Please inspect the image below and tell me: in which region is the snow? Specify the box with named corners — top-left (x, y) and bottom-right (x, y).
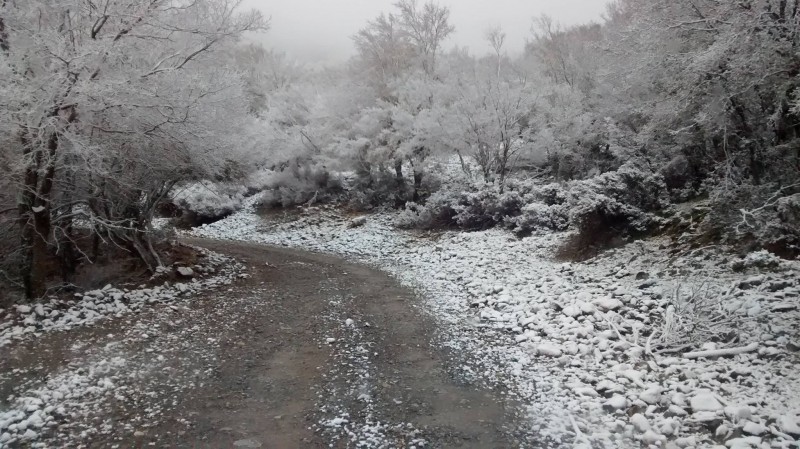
top-left (185, 197), bottom-right (800, 448)
top-left (690, 391), bottom-right (724, 412)
top-left (0, 246), bottom-right (245, 347)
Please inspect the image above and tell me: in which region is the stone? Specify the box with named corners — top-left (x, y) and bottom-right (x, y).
top-left (233, 439), bottom-right (263, 448)
top-left (777, 415), bottom-right (800, 437)
top-left (639, 387), bottom-right (663, 405)
top-left (631, 413), bottom-right (650, 432)
top-left (562, 305), bottom-right (581, 317)
top-left (690, 392), bottom-right (723, 412)
top-left (348, 216), bottom-right (368, 228)
top-left (723, 405), bottom-right (752, 423)
top-left (595, 296), bottom-right (622, 311)
top-left (536, 343), bottom-right (562, 357)
top-left (177, 266), bottom-right (194, 277)
top-left (603, 395), bottom-right (628, 412)
top-left (741, 421), bottom-right (766, 435)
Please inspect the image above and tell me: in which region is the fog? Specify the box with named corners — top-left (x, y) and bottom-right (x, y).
top-left (244, 0), bottom-right (608, 66)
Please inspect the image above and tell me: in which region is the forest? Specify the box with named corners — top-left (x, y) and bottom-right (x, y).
top-left (2, 0), bottom-right (799, 302)
top-left (1, 1), bottom-right (800, 448)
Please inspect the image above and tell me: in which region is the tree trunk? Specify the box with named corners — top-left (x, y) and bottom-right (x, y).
top-left (413, 169), bottom-right (423, 202)
top-left (394, 159), bottom-right (404, 182)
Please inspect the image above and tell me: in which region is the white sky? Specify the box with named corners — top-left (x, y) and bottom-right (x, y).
top-left (242, 0), bottom-right (609, 66)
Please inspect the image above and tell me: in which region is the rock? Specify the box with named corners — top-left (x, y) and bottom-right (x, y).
top-left (777, 415), bottom-right (800, 437)
top-left (595, 296), bottom-right (622, 311)
top-left (562, 305), bottom-right (581, 317)
top-left (603, 395), bottom-right (628, 412)
top-left (177, 267), bottom-right (194, 277)
top-left (16, 305), bottom-right (33, 315)
top-left (741, 421), bottom-right (766, 435)
top-left (536, 343), bottom-right (562, 357)
top-left (772, 303), bottom-right (797, 312)
top-left (716, 423), bottom-right (733, 439)
top-left (233, 439), bottom-right (263, 448)
top-left (574, 386), bottom-right (599, 397)
top-left (724, 436), bottom-right (761, 449)
top-left (348, 216), bottom-right (367, 228)
top-left (690, 391), bottom-right (723, 412)
top-left (766, 280), bottom-right (792, 292)
top-left (666, 405), bottom-right (688, 417)
top-left (631, 413), bottom-right (650, 432)
top-left (723, 405), bottom-right (752, 423)
top-left (639, 280), bottom-right (657, 289)
top-left (639, 386), bottom-right (663, 405)
top-left (642, 430), bottom-right (666, 444)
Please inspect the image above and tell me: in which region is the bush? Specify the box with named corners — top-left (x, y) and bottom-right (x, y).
top-left (509, 202), bottom-right (570, 236)
top-left (706, 182), bottom-right (800, 258)
top-left (652, 284), bottom-right (748, 352)
top-left (172, 181), bottom-right (246, 227)
top-left (253, 164), bottom-right (344, 210)
top-left (395, 185), bottom-right (524, 231)
top-left (395, 162), bottom-right (669, 259)
top-left (346, 170), bottom-right (411, 212)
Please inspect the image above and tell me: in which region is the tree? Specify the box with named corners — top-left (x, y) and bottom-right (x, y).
top-left (352, 13), bottom-right (414, 99)
top-left (1, 0), bottom-right (267, 300)
top-left (394, 0), bottom-right (455, 76)
top-left (485, 26), bottom-right (506, 79)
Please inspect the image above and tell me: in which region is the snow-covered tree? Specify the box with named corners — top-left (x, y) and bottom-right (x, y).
top-left (1, 0), bottom-right (267, 299)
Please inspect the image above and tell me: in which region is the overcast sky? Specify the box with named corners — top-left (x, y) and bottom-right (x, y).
top-left (243, 0), bottom-right (608, 66)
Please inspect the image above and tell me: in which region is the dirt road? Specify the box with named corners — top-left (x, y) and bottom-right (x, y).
top-left (1, 239), bottom-right (527, 448)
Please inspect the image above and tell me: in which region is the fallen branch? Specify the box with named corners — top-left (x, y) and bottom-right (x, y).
top-left (683, 343), bottom-right (759, 359)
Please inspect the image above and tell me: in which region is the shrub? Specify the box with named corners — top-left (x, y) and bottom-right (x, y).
top-left (652, 284), bottom-right (748, 353)
top-left (253, 164), bottom-right (344, 210)
top-left (395, 185), bottom-right (524, 231)
top-left (509, 202), bottom-right (570, 236)
top-left (172, 181), bottom-right (246, 227)
top-left (451, 190), bottom-right (524, 230)
top-left (706, 182), bottom-right (800, 258)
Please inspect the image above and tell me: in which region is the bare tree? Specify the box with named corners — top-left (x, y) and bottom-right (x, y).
top-left (485, 26), bottom-right (506, 79)
top-left (352, 13), bottom-right (414, 98)
top-left (394, 0), bottom-right (455, 76)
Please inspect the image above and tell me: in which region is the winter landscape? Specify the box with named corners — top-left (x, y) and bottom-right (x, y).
top-left (1, 0), bottom-right (800, 448)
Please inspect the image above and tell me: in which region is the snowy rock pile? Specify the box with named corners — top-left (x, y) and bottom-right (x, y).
top-left (0, 355), bottom-right (128, 446)
top-left (189, 198), bottom-right (800, 448)
top-left (0, 246), bottom-right (247, 348)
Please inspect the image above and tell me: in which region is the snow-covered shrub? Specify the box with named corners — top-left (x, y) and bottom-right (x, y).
top-left (395, 185), bottom-right (524, 231)
top-left (394, 190), bottom-right (459, 229)
top-left (510, 202), bottom-right (570, 235)
top-left (707, 183), bottom-right (800, 257)
top-left (653, 284), bottom-right (747, 353)
top-left (172, 181), bottom-right (246, 226)
top-left (730, 250), bottom-right (785, 272)
top-left (507, 183), bottom-right (570, 235)
top-left (346, 170), bottom-right (411, 211)
top-left (394, 202), bottom-right (434, 229)
top-left (254, 164), bottom-right (344, 209)
top-left (511, 164), bottom-right (668, 244)
top-left (451, 189), bottom-right (524, 230)
top-left (554, 164), bottom-right (668, 259)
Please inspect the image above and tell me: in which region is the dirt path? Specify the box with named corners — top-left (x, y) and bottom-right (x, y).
top-left (1, 239), bottom-right (526, 448)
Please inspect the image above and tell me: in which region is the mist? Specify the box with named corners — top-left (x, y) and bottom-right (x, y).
top-left (244, 0), bottom-right (609, 65)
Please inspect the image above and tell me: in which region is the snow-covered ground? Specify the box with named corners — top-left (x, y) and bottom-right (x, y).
top-left (0, 247), bottom-right (246, 446)
top-left (0, 246), bottom-right (246, 348)
top-left (190, 197), bottom-right (800, 449)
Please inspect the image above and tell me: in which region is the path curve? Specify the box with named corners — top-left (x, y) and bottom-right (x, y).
top-left (1, 239), bottom-right (526, 448)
